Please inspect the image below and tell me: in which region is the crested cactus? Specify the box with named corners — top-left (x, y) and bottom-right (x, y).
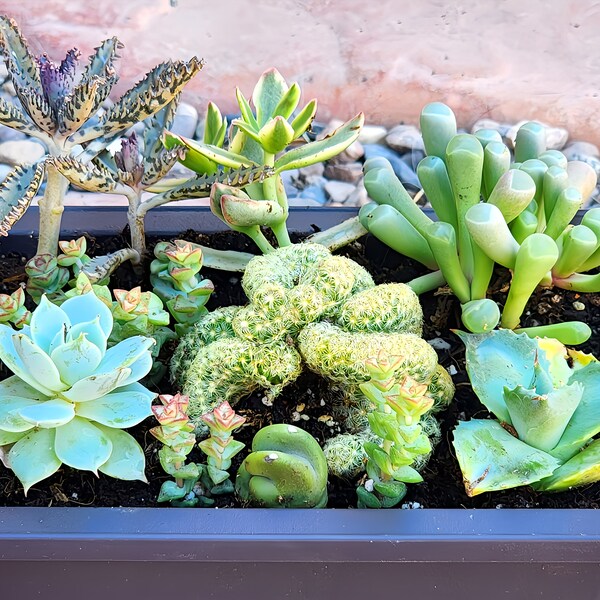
top-left (0, 16), bottom-right (202, 257)
top-left (0, 291), bottom-right (156, 493)
top-left (236, 424), bottom-right (328, 508)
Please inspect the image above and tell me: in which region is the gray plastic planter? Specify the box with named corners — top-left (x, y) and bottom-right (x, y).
top-left (0, 206), bottom-right (599, 599)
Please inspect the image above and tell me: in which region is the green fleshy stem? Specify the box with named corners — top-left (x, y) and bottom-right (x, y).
top-left (487, 169), bottom-right (536, 225)
top-left (420, 102), bottom-right (457, 160)
top-left (538, 150), bottom-right (568, 170)
top-left (501, 233), bottom-right (559, 329)
top-left (483, 141), bottom-right (511, 202)
top-left (577, 208), bottom-right (600, 272)
top-left (416, 156), bottom-right (458, 229)
top-left (406, 270), bottom-right (446, 295)
top-left (544, 187), bottom-right (582, 240)
top-left (518, 159), bottom-right (548, 230)
top-left (542, 165), bottom-right (569, 222)
top-left (426, 221), bottom-right (471, 304)
top-left (445, 134), bottom-right (484, 282)
top-left (359, 203), bottom-right (438, 269)
top-left (515, 321), bottom-right (592, 345)
top-left (551, 225), bottom-right (598, 279)
top-left (514, 121), bottom-right (546, 162)
top-left (461, 298), bottom-right (500, 333)
top-left (553, 272), bottom-right (600, 293)
top-left (362, 165), bottom-right (433, 236)
top-left (509, 209), bottom-right (538, 244)
top-left (466, 203), bottom-right (520, 269)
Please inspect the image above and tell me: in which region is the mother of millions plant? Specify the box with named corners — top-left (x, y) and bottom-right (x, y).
top-left (0, 16), bottom-right (201, 260)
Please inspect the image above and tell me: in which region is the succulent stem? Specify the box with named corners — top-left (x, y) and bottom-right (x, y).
top-left (36, 164), bottom-right (68, 256)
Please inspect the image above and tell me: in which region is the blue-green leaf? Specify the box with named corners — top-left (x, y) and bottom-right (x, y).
top-left (17, 398), bottom-right (75, 428)
top-left (75, 390), bottom-right (153, 428)
top-left (96, 424), bottom-right (147, 481)
top-left (54, 416), bottom-right (112, 473)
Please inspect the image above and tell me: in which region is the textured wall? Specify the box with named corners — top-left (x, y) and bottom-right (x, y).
top-left (2, 0), bottom-right (600, 142)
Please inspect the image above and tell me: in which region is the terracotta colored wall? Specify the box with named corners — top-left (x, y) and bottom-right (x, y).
top-left (2, 0), bottom-right (600, 143)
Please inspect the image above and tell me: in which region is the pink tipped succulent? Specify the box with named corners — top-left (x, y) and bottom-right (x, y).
top-left (201, 401), bottom-right (246, 435)
top-left (152, 393), bottom-right (191, 427)
top-left (0, 287), bottom-right (30, 328)
top-left (113, 287), bottom-right (149, 315)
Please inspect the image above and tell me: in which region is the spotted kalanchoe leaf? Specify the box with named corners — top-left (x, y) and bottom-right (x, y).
top-left (0, 16), bottom-right (41, 93)
top-left (0, 97), bottom-right (39, 136)
top-left (52, 156), bottom-right (120, 193)
top-left (79, 37), bottom-right (123, 84)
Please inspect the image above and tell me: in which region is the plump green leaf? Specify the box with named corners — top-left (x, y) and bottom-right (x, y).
top-left (158, 479), bottom-right (189, 502)
top-left (75, 390), bottom-right (153, 428)
top-left (272, 82), bottom-right (301, 120)
top-left (61, 368), bottom-right (131, 403)
top-left (68, 317), bottom-right (108, 356)
top-left (252, 68), bottom-right (289, 127)
top-left (290, 99), bottom-right (317, 139)
top-left (274, 113), bottom-right (364, 172)
top-left (29, 295), bottom-right (70, 354)
top-left (51, 334), bottom-right (103, 386)
top-left (453, 419), bottom-right (560, 495)
top-left (0, 396), bottom-right (39, 432)
top-left (8, 428), bottom-right (62, 494)
top-left (235, 88), bottom-right (259, 131)
top-left (220, 195), bottom-right (285, 228)
top-left (0, 375), bottom-right (43, 399)
top-left (54, 416), bottom-right (112, 472)
top-left (258, 116), bottom-right (295, 154)
top-left (14, 334), bottom-right (67, 393)
top-left (96, 424), bottom-right (147, 481)
top-left (0, 429), bottom-right (26, 445)
top-left (61, 292), bottom-right (113, 338)
top-left (17, 398), bottom-right (75, 428)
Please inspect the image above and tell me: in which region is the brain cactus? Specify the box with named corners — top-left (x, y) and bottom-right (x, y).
top-left (0, 292), bottom-right (156, 493)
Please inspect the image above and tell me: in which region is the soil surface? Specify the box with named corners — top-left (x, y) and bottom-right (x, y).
top-left (1, 229), bottom-right (599, 509)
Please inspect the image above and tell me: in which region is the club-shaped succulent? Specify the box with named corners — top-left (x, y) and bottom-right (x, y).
top-left (0, 291), bottom-right (156, 493)
top-left (163, 68), bottom-right (364, 261)
top-left (0, 16), bottom-right (202, 258)
top-left (236, 423), bottom-right (328, 508)
top-left (358, 102), bottom-right (596, 342)
top-left (452, 329), bottom-right (600, 495)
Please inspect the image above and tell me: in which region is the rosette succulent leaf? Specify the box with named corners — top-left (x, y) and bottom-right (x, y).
top-left (0, 16), bottom-right (202, 256)
top-left (453, 329), bottom-right (600, 495)
top-left (0, 288), bottom-right (30, 328)
top-left (0, 291), bottom-right (156, 493)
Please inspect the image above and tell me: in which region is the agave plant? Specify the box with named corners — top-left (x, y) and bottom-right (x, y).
top-left (0, 16), bottom-right (202, 257)
top-left (0, 291), bottom-right (156, 493)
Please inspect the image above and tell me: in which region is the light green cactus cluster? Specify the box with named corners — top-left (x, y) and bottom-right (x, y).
top-left (171, 243), bottom-right (454, 435)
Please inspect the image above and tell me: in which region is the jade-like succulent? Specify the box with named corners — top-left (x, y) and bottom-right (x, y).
top-left (150, 239), bottom-right (215, 334)
top-left (236, 423), bottom-right (328, 508)
top-left (0, 288), bottom-right (30, 328)
top-left (163, 68), bottom-right (365, 264)
top-left (358, 102), bottom-right (595, 342)
top-left (150, 392), bottom-right (201, 506)
top-left (0, 291), bottom-right (156, 493)
top-left (24, 253), bottom-right (69, 302)
top-left (57, 236), bottom-right (91, 275)
top-left (453, 329), bottom-right (600, 495)
top-left (0, 16), bottom-right (202, 257)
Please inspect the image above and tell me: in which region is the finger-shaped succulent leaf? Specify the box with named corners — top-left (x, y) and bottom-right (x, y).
top-left (52, 156), bottom-right (119, 193)
top-left (72, 57), bottom-right (203, 144)
top-left (274, 113), bottom-right (364, 172)
top-left (420, 102), bottom-right (457, 159)
top-left (518, 159), bottom-right (548, 209)
top-left (96, 424), bottom-right (147, 481)
top-left (460, 298), bottom-right (500, 334)
top-left (487, 169), bottom-right (536, 223)
top-left (453, 419), bottom-right (560, 496)
top-left (236, 423), bottom-right (328, 508)
top-left (416, 155), bottom-right (457, 228)
top-left (543, 165), bottom-right (569, 219)
top-left (483, 141), bottom-right (511, 200)
top-left (514, 121), bottom-right (546, 162)
top-left (53, 416), bottom-right (112, 473)
top-left (7, 428), bottom-right (61, 495)
top-left (553, 225), bottom-right (598, 279)
top-left (0, 16), bottom-right (41, 92)
top-left (0, 162), bottom-right (45, 236)
top-left (567, 160), bottom-right (597, 204)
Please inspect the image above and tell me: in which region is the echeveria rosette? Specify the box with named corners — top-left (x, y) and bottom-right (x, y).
top-left (0, 292), bottom-right (156, 493)
top-left (452, 329), bottom-right (600, 496)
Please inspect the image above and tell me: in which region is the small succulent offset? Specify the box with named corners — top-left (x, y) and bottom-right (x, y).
top-left (355, 352), bottom-right (435, 509)
top-left (236, 424), bottom-right (328, 508)
top-left (0, 288), bottom-right (30, 328)
top-left (0, 16), bottom-right (202, 257)
top-left (164, 68), bottom-right (365, 265)
top-left (0, 292), bottom-right (156, 493)
top-left (359, 102), bottom-right (596, 342)
top-left (452, 329), bottom-right (600, 495)
top-left (150, 239), bottom-right (215, 335)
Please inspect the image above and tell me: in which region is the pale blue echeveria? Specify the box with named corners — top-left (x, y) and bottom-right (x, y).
top-left (453, 329), bottom-right (600, 495)
top-left (0, 292), bottom-right (156, 493)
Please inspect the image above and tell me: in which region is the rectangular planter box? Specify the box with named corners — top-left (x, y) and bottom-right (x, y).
top-left (1, 206), bottom-right (599, 599)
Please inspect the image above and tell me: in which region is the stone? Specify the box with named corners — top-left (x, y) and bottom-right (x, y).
top-left (323, 161), bottom-right (363, 183)
top-left (385, 124), bottom-right (424, 153)
top-left (401, 150), bottom-right (426, 170)
top-left (298, 162), bottom-right (325, 183)
top-left (0, 140), bottom-right (46, 165)
top-left (563, 141), bottom-right (600, 161)
top-left (279, 168), bottom-right (300, 197)
top-left (363, 144), bottom-right (421, 189)
top-left (299, 184), bottom-right (327, 205)
top-left (324, 180), bottom-right (356, 203)
top-left (506, 120), bottom-right (568, 150)
top-left (358, 125), bottom-right (388, 145)
top-left (288, 196), bottom-right (323, 207)
top-left (171, 102), bottom-right (199, 139)
top-left (345, 181), bottom-right (370, 207)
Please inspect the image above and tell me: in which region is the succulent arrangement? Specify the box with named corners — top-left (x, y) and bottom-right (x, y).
top-left (0, 15), bottom-right (599, 513)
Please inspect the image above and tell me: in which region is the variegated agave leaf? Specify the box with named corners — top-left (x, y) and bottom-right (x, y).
top-left (0, 96), bottom-right (39, 136)
top-left (0, 162), bottom-right (45, 236)
top-left (141, 148), bottom-right (183, 187)
top-left (143, 98), bottom-right (180, 165)
top-left (52, 156), bottom-right (120, 193)
top-left (0, 16), bottom-right (41, 93)
top-left (80, 37), bottom-right (123, 84)
top-left (157, 166), bottom-right (273, 203)
top-left (59, 73), bottom-right (117, 135)
top-left (70, 57), bottom-right (203, 145)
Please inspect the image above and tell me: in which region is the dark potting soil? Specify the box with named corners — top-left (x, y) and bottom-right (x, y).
top-left (0, 228), bottom-right (599, 510)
